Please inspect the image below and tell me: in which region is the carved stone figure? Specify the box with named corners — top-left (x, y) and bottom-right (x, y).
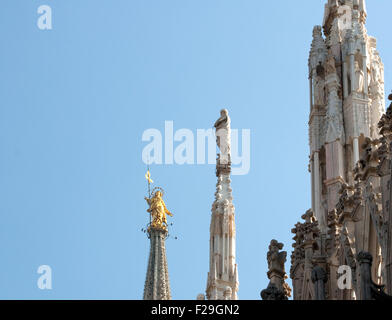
top-left (357, 252), bottom-right (392, 300)
top-left (214, 109), bottom-right (231, 165)
top-left (370, 56), bottom-right (383, 98)
top-left (314, 75), bottom-right (326, 105)
top-left (325, 76), bottom-right (345, 143)
top-left (311, 266), bottom-right (327, 300)
top-left (267, 240), bottom-right (286, 278)
top-left (371, 62), bottom-right (381, 87)
top-left (261, 240), bottom-right (291, 300)
top-left (354, 61), bottom-right (364, 93)
top-left (282, 275), bottom-right (292, 298)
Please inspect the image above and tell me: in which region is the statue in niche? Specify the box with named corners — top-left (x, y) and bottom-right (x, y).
top-left (354, 61), bottom-right (364, 93)
top-left (370, 59), bottom-right (382, 85)
top-left (314, 63), bottom-right (326, 105)
top-left (370, 59), bottom-right (382, 96)
top-left (314, 78), bottom-right (325, 105)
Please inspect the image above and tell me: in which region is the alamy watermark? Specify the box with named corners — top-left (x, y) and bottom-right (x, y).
top-left (141, 121), bottom-right (251, 176)
top-left (337, 265), bottom-right (353, 290)
top-left (37, 265), bottom-right (52, 290)
top-left (37, 5), bottom-right (52, 30)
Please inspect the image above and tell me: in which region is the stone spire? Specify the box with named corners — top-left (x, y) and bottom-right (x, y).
top-left (206, 109), bottom-right (239, 300)
top-left (288, 0), bottom-right (387, 301)
top-left (308, 0), bottom-right (385, 232)
top-left (143, 227), bottom-right (171, 300)
top-left (143, 176), bottom-right (173, 300)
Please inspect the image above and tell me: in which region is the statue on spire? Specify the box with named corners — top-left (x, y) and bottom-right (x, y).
top-left (214, 109), bottom-right (231, 168)
top-left (144, 169), bottom-right (173, 231)
top-left (261, 240), bottom-right (291, 300)
top-left (214, 109), bottom-right (231, 153)
top-left (145, 190), bottom-right (173, 230)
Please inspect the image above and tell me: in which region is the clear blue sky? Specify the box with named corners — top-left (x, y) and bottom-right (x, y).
top-left (0, 0), bottom-right (391, 300)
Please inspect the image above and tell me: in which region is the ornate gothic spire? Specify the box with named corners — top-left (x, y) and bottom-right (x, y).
top-left (143, 228), bottom-right (171, 300)
top-left (143, 173), bottom-right (172, 300)
top-left (289, 0), bottom-right (387, 300)
top-left (206, 109), bottom-right (239, 300)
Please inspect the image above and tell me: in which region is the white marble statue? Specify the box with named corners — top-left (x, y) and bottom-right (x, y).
top-left (314, 76), bottom-right (325, 105)
top-left (354, 61), bottom-right (364, 93)
top-left (214, 109), bottom-right (231, 164)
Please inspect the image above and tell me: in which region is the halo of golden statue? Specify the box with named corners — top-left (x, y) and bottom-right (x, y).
top-left (144, 169), bottom-right (173, 231)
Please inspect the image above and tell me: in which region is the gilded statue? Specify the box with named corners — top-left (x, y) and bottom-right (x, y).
top-left (145, 191), bottom-right (173, 230)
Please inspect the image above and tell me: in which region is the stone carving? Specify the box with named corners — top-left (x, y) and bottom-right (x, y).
top-left (377, 92), bottom-right (392, 294)
top-left (325, 94), bottom-right (345, 143)
top-left (327, 17), bottom-right (341, 48)
top-left (364, 183), bottom-right (387, 255)
top-left (267, 240), bottom-right (286, 278)
top-left (354, 61), bottom-right (364, 93)
top-left (311, 266), bottom-right (327, 300)
top-left (352, 9), bottom-right (366, 41)
top-left (206, 109), bottom-right (238, 300)
top-left (289, 210), bottom-right (322, 300)
top-left (314, 71), bottom-right (326, 106)
top-left (261, 240), bottom-right (291, 300)
top-left (327, 209), bottom-right (340, 253)
top-left (223, 287), bottom-right (232, 300)
top-left (214, 108), bottom-right (230, 131)
top-left (309, 26), bottom-right (327, 70)
top-left (369, 53), bottom-right (385, 137)
top-left (326, 55), bottom-right (336, 75)
top-left (283, 275), bottom-right (292, 298)
top-left (264, 0), bottom-right (391, 301)
top-left (214, 109), bottom-right (231, 165)
top-left (378, 93), bottom-right (392, 137)
top-left (260, 283), bottom-right (288, 301)
top-left (325, 55), bottom-right (345, 143)
top-left (357, 252), bottom-right (392, 300)
top-left (370, 56), bottom-right (383, 98)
